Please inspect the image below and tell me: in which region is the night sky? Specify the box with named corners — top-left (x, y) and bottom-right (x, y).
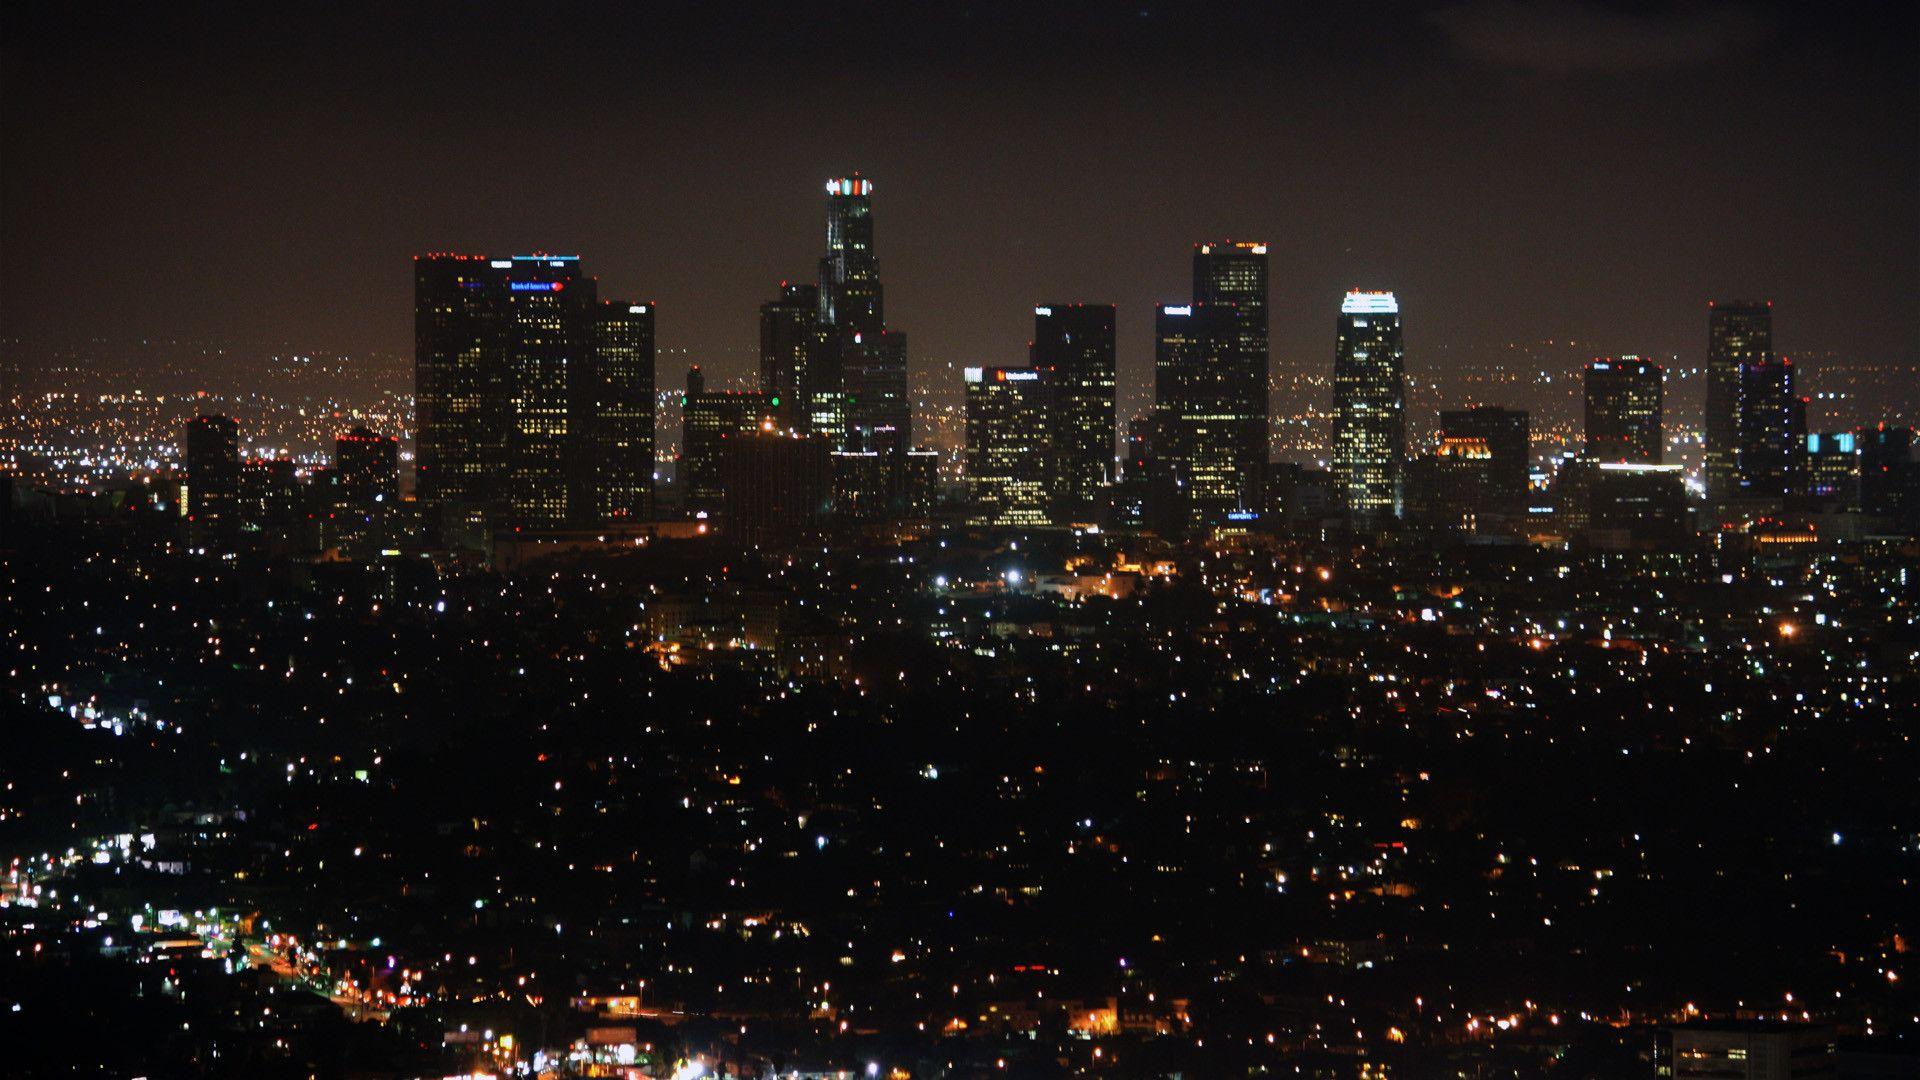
top-left (4, 1), bottom-right (1915, 389)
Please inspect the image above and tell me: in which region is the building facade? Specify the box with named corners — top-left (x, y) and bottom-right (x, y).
top-left (1585, 357), bottom-right (1665, 464)
top-left (1032, 304), bottom-right (1117, 521)
top-left (1332, 291), bottom-right (1406, 522)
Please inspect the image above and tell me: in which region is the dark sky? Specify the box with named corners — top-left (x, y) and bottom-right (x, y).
top-left (4, 1), bottom-right (1916, 390)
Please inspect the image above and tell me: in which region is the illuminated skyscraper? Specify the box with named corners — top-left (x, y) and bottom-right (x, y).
top-left (821, 175), bottom-right (883, 340)
top-left (1706, 301), bottom-right (1772, 502)
top-left (965, 365), bottom-right (1055, 526)
top-left (1584, 357), bottom-right (1664, 464)
top-left (815, 175), bottom-right (910, 449)
top-left (332, 427), bottom-right (398, 557)
top-left (759, 281), bottom-right (827, 429)
top-left (680, 365), bottom-right (773, 515)
top-left (1735, 356), bottom-right (1806, 499)
top-left (1192, 242), bottom-right (1269, 505)
top-left (1154, 302), bottom-right (1242, 525)
top-left (589, 301), bottom-right (657, 520)
top-left (1332, 291), bottom-right (1405, 521)
top-left (1032, 304), bottom-right (1116, 519)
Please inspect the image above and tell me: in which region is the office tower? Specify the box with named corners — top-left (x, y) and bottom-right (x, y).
top-left (821, 175), bottom-right (883, 340)
top-left (680, 365), bottom-right (773, 515)
top-left (414, 253), bottom-right (651, 532)
top-left (499, 257), bottom-right (593, 528)
top-left (844, 328), bottom-right (910, 445)
top-left (333, 427), bottom-right (399, 556)
top-left (1584, 357), bottom-right (1665, 464)
top-left (814, 175), bottom-right (911, 450)
top-left (1706, 301), bottom-right (1772, 502)
top-left (1440, 406), bottom-right (1530, 516)
top-left (1332, 291), bottom-right (1406, 522)
top-left (1032, 304), bottom-right (1117, 519)
top-left (1151, 303), bottom-right (1243, 526)
top-left (1192, 242), bottom-right (1269, 506)
top-left (965, 365), bottom-right (1055, 526)
top-left (184, 414), bottom-right (240, 547)
top-left (722, 431), bottom-right (833, 547)
top-left (589, 301), bottom-right (657, 521)
top-left (1805, 431), bottom-right (1859, 506)
top-left (1736, 357), bottom-right (1806, 499)
top-left (760, 281), bottom-right (826, 428)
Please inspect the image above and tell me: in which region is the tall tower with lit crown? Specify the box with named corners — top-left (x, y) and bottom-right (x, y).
top-left (1332, 290), bottom-right (1405, 522)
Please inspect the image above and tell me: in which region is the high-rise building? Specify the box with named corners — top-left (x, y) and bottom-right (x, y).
top-left (1332, 291), bottom-right (1406, 522)
top-left (1706, 301), bottom-right (1772, 502)
top-left (1192, 242), bottom-right (1269, 507)
top-left (821, 175), bottom-right (883, 340)
top-left (759, 282), bottom-right (826, 430)
top-left (589, 301), bottom-right (657, 521)
top-left (680, 365), bottom-right (773, 515)
top-left (965, 365), bottom-right (1054, 527)
top-left (814, 175), bottom-right (910, 450)
top-left (1735, 357), bottom-right (1806, 500)
top-left (1032, 304), bottom-right (1117, 520)
top-left (413, 253), bottom-right (655, 533)
top-left (1584, 357), bottom-right (1665, 464)
top-left (333, 427), bottom-right (399, 556)
top-left (1440, 406), bottom-right (1530, 517)
top-left (184, 414), bottom-right (240, 548)
top-left (844, 328), bottom-right (910, 445)
top-left (1154, 303), bottom-right (1243, 526)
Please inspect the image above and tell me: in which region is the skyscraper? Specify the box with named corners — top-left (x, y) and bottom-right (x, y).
top-left (1584, 357), bottom-right (1665, 464)
top-left (1191, 242), bottom-right (1269, 506)
top-left (1706, 301), bottom-right (1772, 502)
top-left (759, 281), bottom-right (826, 430)
top-left (184, 413), bottom-right (240, 548)
top-left (413, 253), bottom-right (655, 532)
top-left (1735, 356), bottom-right (1806, 499)
top-left (1154, 302), bottom-right (1243, 526)
top-left (1332, 291), bottom-right (1406, 522)
top-left (965, 365), bottom-right (1055, 527)
top-left (816, 175), bottom-right (910, 450)
top-left (589, 301), bottom-right (657, 521)
top-left (1439, 406), bottom-right (1530, 517)
top-left (333, 427), bottom-right (399, 557)
top-left (680, 365), bottom-right (773, 515)
top-left (1032, 304), bottom-right (1117, 520)
top-left (821, 175), bottom-right (883, 340)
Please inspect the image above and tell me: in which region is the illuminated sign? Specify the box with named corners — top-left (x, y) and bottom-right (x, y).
top-left (512, 254), bottom-right (579, 262)
top-left (826, 177), bottom-right (872, 196)
top-left (1034, 306), bottom-right (1052, 316)
top-left (1002, 370), bottom-right (1040, 381)
top-left (510, 281), bottom-right (564, 292)
top-left (629, 305), bottom-right (648, 314)
top-left (490, 260), bottom-right (513, 268)
top-left (1341, 291), bottom-right (1398, 314)
top-left (1162, 305), bottom-right (1192, 316)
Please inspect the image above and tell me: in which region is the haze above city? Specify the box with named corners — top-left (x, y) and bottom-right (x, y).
top-left (3, 0), bottom-right (1916, 390)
